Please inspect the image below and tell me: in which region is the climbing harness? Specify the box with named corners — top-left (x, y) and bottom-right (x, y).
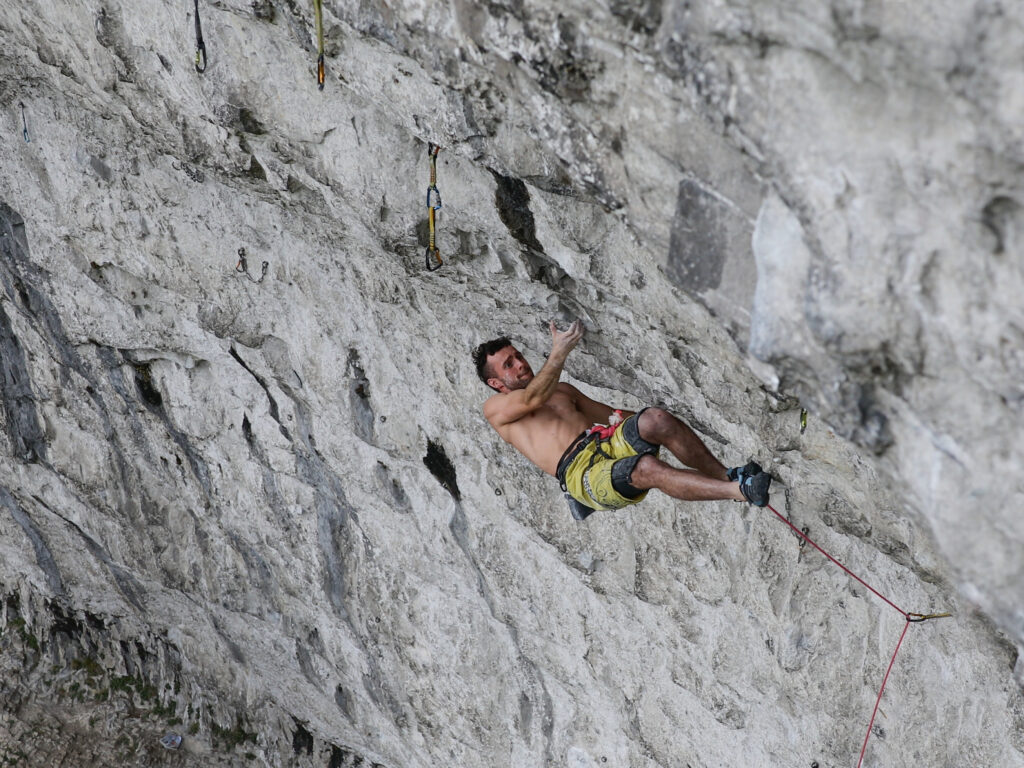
top-left (425, 143), bottom-right (443, 270)
top-left (556, 411), bottom-right (625, 508)
top-left (799, 408), bottom-right (808, 434)
top-left (193, 0), bottom-right (207, 73)
top-left (578, 412), bottom-right (626, 504)
top-left (763, 502), bottom-right (951, 768)
top-left (18, 102), bottom-right (29, 142)
top-left (313, 0), bottom-right (325, 90)
top-left (235, 247), bottom-right (268, 283)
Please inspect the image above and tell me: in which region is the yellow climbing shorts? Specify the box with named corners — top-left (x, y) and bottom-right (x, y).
top-left (556, 409), bottom-right (660, 511)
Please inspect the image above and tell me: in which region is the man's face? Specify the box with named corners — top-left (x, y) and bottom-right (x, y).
top-left (486, 345), bottom-right (534, 392)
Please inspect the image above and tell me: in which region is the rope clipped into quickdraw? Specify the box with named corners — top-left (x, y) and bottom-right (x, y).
top-left (425, 143), bottom-right (443, 270)
top-left (235, 248), bottom-right (268, 283)
top-left (313, 0), bottom-right (325, 90)
top-left (193, 0), bottom-right (207, 73)
top-left (762, 502), bottom-right (952, 767)
top-left (19, 102), bottom-right (29, 143)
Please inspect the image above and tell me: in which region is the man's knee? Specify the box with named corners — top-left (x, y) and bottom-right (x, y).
top-left (637, 407), bottom-right (677, 443)
top-left (628, 454), bottom-right (666, 490)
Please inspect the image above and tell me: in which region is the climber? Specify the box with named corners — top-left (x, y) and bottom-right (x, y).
top-left (473, 320), bottom-right (771, 520)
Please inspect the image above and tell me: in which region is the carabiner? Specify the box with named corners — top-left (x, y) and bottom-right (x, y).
top-left (906, 611), bottom-right (952, 623)
top-left (19, 102), bottom-right (29, 143)
top-left (426, 186), bottom-right (442, 210)
top-left (193, 0), bottom-right (207, 73)
top-left (313, 0), bottom-right (325, 90)
top-left (425, 246), bottom-right (442, 271)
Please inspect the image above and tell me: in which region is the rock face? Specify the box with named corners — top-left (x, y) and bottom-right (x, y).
top-left (1, 1), bottom-right (1022, 766)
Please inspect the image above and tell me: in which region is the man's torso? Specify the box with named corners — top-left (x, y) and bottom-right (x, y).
top-left (491, 384), bottom-right (593, 476)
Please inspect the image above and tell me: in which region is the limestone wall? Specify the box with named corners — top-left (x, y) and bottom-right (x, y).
top-left (1, 1), bottom-right (1022, 766)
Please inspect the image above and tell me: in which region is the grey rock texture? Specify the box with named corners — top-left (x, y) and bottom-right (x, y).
top-left (0, 1), bottom-right (1022, 766)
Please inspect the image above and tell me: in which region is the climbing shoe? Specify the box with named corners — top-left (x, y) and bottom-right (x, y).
top-left (565, 493), bottom-right (596, 521)
top-left (727, 460), bottom-right (763, 485)
top-left (739, 471), bottom-right (772, 507)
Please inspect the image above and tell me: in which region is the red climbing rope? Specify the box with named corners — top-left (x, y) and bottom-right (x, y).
top-left (857, 620), bottom-right (910, 768)
top-left (762, 503), bottom-right (949, 767)
top-left (765, 504), bottom-right (906, 616)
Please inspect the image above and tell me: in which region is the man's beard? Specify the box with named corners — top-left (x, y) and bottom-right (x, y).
top-left (504, 373), bottom-right (532, 391)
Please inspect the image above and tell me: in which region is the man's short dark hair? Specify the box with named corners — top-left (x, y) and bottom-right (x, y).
top-left (473, 336), bottom-right (512, 387)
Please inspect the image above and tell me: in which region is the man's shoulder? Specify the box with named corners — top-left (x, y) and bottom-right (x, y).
top-left (482, 391), bottom-right (510, 420)
top-left (483, 389), bottom-right (536, 430)
top-left (483, 391), bottom-right (509, 407)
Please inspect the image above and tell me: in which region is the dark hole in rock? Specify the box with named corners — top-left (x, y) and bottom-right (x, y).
top-left (133, 364), bottom-right (163, 409)
top-left (292, 720), bottom-right (313, 755)
top-left (423, 440), bottom-right (461, 500)
top-left (238, 108), bottom-right (266, 135)
top-left (491, 171), bottom-right (544, 253)
top-left (247, 156), bottom-right (267, 181)
top-left (982, 195), bottom-right (1020, 255)
top-left (49, 605), bottom-right (82, 639)
top-left (252, 0), bottom-right (275, 21)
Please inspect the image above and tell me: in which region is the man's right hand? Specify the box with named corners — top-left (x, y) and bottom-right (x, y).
top-left (550, 319), bottom-right (584, 357)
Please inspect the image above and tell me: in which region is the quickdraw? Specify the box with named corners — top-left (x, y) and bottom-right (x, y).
top-left (313, 0), bottom-right (325, 90)
top-left (235, 247), bottom-right (268, 283)
top-left (19, 102), bottom-right (29, 143)
top-left (905, 611), bottom-right (952, 623)
top-left (193, 0), bottom-right (207, 73)
top-left (800, 408), bottom-right (808, 434)
top-left (425, 143), bottom-right (443, 270)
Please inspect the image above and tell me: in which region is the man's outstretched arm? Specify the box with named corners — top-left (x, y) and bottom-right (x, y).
top-left (484, 320), bottom-right (583, 427)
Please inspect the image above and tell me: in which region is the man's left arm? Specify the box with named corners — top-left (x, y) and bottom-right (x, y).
top-left (563, 383), bottom-right (634, 425)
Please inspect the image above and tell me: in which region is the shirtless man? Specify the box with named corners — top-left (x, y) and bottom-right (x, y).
top-left (473, 320), bottom-right (771, 520)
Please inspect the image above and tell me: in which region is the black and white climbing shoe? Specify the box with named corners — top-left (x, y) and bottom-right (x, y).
top-left (727, 460), bottom-right (763, 485)
top-left (740, 471), bottom-right (772, 507)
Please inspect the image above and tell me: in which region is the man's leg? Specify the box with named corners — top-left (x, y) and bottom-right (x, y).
top-left (628, 454), bottom-right (745, 502)
top-left (635, 408), bottom-right (729, 480)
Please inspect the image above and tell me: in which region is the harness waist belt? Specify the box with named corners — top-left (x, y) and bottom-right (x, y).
top-left (556, 430), bottom-right (594, 486)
